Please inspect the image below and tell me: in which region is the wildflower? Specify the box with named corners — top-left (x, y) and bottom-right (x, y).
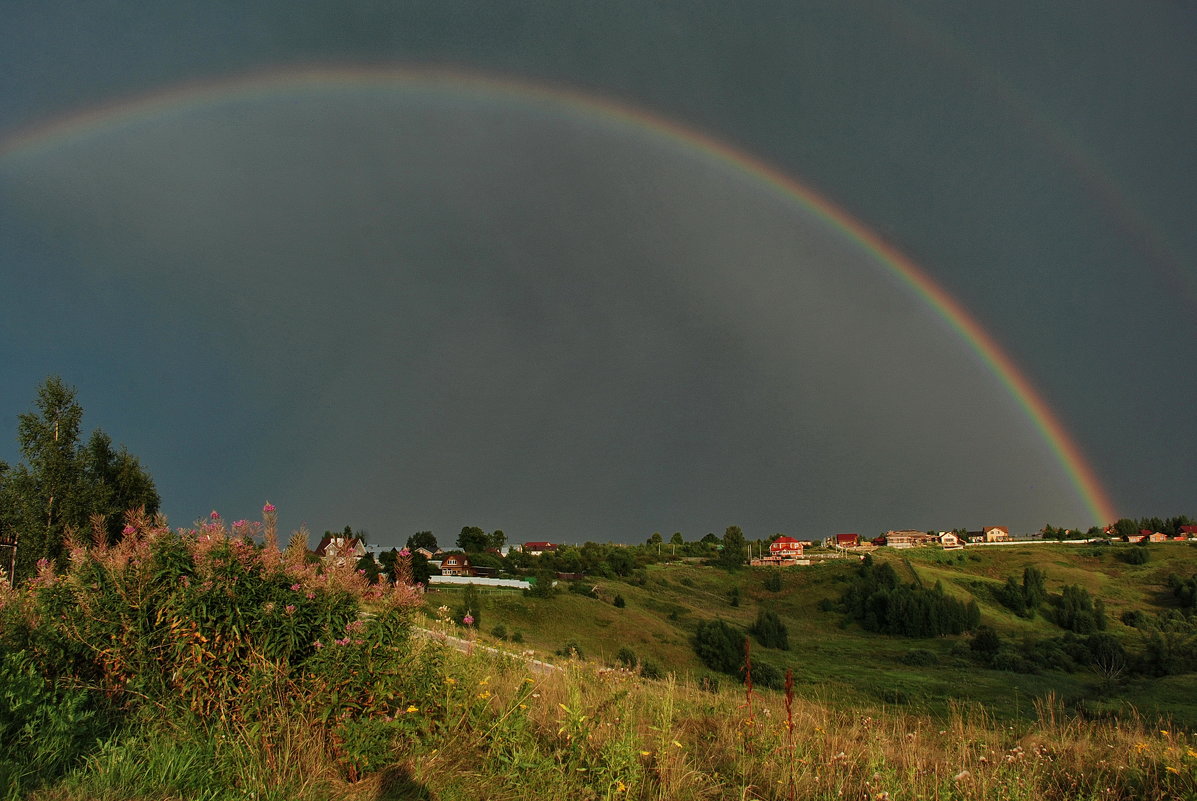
top-left (263, 502), bottom-right (276, 512)
top-left (306, 591), bottom-right (315, 599)
top-left (210, 510), bottom-right (220, 519)
top-left (285, 604), bottom-right (296, 615)
top-left (399, 547), bottom-right (410, 557)
top-left (953, 770), bottom-right (970, 782)
top-left (335, 637), bottom-right (350, 646)
top-left (1161, 730), bottom-right (1170, 736)
top-left (291, 583), bottom-right (302, 591)
top-left (313, 640), bottom-right (323, 649)
top-left (233, 520), bottom-right (247, 529)
top-left (406, 705), bottom-right (419, 714)
top-left (1166, 766), bottom-right (1181, 774)
top-left (616, 780), bottom-right (628, 793)
top-left (445, 678), bottom-right (457, 685)
top-left (478, 691), bottom-right (492, 699)
top-left (463, 614), bottom-right (475, 626)
top-left (639, 751), bottom-right (651, 756)
top-left (122, 524), bottom-right (137, 536)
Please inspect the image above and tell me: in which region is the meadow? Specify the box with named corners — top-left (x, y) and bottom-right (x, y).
top-left (2, 516), bottom-right (1196, 800)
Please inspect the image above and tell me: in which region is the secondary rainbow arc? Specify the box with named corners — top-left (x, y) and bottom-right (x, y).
top-left (0, 64), bottom-right (1120, 526)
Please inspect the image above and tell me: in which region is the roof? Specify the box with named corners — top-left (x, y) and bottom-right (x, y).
top-left (523, 541), bottom-right (557, 550)
top-left (771, 536), bottom-right (803, 545)
top-left (313, 535), bottom-right (365, 558)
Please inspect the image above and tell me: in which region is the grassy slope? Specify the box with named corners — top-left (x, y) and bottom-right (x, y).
top-left (426, 543), bottom-right (1197, 725)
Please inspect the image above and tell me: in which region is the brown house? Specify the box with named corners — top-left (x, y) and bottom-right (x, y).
top-left (439, 553), bottom-right (473, 577)
top-left (313, 535), bottom-right (366, 568)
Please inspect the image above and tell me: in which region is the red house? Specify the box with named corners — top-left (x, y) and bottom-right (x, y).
top-left (833, 533), bottom-right (861, 548)
top-left (522, 541), bottom-right (558, 556)
top-left (769, 536), bottom-right (804, 559)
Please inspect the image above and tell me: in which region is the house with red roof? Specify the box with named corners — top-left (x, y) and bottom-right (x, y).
top-left (522, 541), bottom-right (558, 557)
top-left (830, 533), bottom-right (861, 548)
top-left (769, 536), bottom-right (804, 559)
top-left (438, 552), bottom-right (473, 577)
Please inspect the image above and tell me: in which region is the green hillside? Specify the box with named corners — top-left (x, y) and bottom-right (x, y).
top-left (428, 542), bottom-right (1197, 724)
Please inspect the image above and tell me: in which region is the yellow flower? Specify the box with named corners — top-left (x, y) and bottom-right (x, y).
top-left (406, 705), bottom-right (419, 714)
top-left (639, 751), bottom-right (651, 756)
top-left (616, 780), bottom-right (628, 792)
top-left (445, 677), bottom-right (457, 685)
top-left (1161, 730), bottom-right (1170, 736)
top-left (1166, 766), bottom-right (1181, 774)
top-left (1186, 748), bottom-right (1197, 759)
top-left (478, 691), bottom-right (492, 699)
top-left (519, 704), bottom-right (527, 710)
top-left (672, 740), bottom-right (684, 748)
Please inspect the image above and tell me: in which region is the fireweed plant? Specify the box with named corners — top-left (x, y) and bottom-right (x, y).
top-left (0, 505), bottom-right (435, 794)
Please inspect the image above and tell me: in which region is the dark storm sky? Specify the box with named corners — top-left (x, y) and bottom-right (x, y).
top-left (1, 1), bottom-right (1194, 545)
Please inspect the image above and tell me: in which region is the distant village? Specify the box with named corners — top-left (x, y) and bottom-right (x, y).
top-left (304, 521), bottom-right (1197, 585)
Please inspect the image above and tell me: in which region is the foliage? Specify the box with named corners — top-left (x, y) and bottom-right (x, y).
top-left (457, 582), bottom-right (481, 628)
top-left (1053, 584), bottom-right (1107, 634)
top-left (456, 525), bottom-right (489, 553)
top-left (692, 619), bottom-right (745, 675)
top-left (718, 525), bottom-right (747, 570)
top-left (749, 609), bottom-right (789, 650)
top-left (613, 593), bottom-right (626, 608)
top-left (406, 530), bottom-right (437, 552)
top-left (762, 570), bottom-right (783, 592)
top-left (837, 556), bottom-right (980, 637)
top-left (1122, 546), bottom-right (1151, 565)
top-left (1, 377), bottom-right (159, 582)
top-left (0, 505), bottom-right (427, 785)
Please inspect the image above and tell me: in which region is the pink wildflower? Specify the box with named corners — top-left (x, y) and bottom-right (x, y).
top-left (313, 640), bottom-right (323, 649)
top-left (357, 569), bottom-right (367, 575)
top-left (305, 592), bottom-right (315, 600)
top-left (210, 510), bottom-right (220, 519)
top-left (399, 548), bottom-right (411, 557)
top-left (335, 637), bottom-right (351, 646)
top-left (263, 502), bottom-right (276, 513)
top-left (291, 583), bottom-right (302, 591)
top-left (463, 614), bottom-right (475, 626)
top-left (284, 604), bottom-right (296, 614)
top-left (122, 525), bottom-right (137, 536)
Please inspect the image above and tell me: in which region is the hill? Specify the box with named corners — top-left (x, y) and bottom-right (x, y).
top-left (429, 542), bottom-right (1197, 725)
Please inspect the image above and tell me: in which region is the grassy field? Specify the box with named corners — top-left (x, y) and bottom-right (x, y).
top-left (426, 542), bottom-right (1197, 725)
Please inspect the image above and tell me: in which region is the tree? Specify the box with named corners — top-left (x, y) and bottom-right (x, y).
top-left (488, 529), bottom-right (507, 551)
top-left (3, 377), bottom-right (159, 581)
top-left (647, 532), bottom-right (663, 546)
top-left (406, 531), bottom-right (438, 552)
top-left (457, 526), bottom-right (489, 553)
top-left (670, 532), bottom-right (684, 546)
top-left (750, 609), bottom-right (790, 650)
top-left (719, 526), bottom-right (747, 570)
top-left (693, 620), bottom-right (745, 674)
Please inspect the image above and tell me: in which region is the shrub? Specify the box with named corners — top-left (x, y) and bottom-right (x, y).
top-left (491, 624), bottom-right (508, 640)
top-left (900, 649), bottom-right (938, 666)
top-left (1122, 547), bottom-right (1150, 565)
top-left (693, 620), bottom-right (744, 674)
top-left (727, 586), bottom-right (741, 607)
top-left (749, 609), bottom-right (790, 650)
top-left (511, 631), bottom-right (524, 643)
top-left (742, 658), bottom-right (784, 690)
top-left (556, 639), bottom-right (585, 660)
top-left (613, 594), bottom-right (626, 608)
top-left (763, 571), bottom-right (783, 592)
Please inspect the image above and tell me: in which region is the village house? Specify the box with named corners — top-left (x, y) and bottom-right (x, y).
top-left (521, 541), bottom-right (559, 557)
top-left (884, 530), bottom-right (936, 549)
top-left (313, 534), bottom-right (366, 568)
top-left (751, 535), bottom-right (806, 566)
top-left (939, 531), bottom-right (965, 549)
top-left (438, 553), bottom-right (473, 577)
top-left (1144, 530), bottom-right (1169, 543)
top-left (828, 533), bottom-right (861, 548)
top-left (1180, 526), bottom-right (1197, 540)
top-left (982, 526), bottom-right (1010, 542)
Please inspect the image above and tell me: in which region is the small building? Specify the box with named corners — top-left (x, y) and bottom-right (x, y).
top-left (831, 533), bottom-right (861, 548)
top-left (769, 536), bottom-right (805, 559)
top-left (313, 535), bottom-right (366, 568)
top-left (522, 541), bottom-right (559, 557)
top-left (885, 530), bottom-right (936, 549)
top-left (939, 531), bottom-right (965, 549)
top-left (1145, 530), bottom-right (1169, 543)
top-left (982, 526), bottom-right (1010, 542)
top-left (439, 553), bottom-right (473, 577)
top-left (1180, 525), bottom-right (1197, 540)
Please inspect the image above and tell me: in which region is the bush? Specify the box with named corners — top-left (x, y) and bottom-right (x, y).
top-left (742, 659), bottom-right (784, 690)
top-left (613, 594), bottom-right (626, 608)
top-left (727, 586), bottom-right (741, 607)
top-left (900, 649), bottom-right (938, 667)
top-left (1121, 547), bottom-right (1150, 565)
top-left (511, 631), bottom-right (524, 643)
top-left (749, 609), bottom-right (789, 650)
top-left (555, 639), bottom-right (585, 660)
top-left (763, 571), bottom-right (783, 592)
top-left (491, 624), bottom-right (508, 640)
top-left (693, 620), bottom-right (744, 674)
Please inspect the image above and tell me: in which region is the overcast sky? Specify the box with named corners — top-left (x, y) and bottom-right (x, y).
top-left (2, 1), bottom-right (1193, 546)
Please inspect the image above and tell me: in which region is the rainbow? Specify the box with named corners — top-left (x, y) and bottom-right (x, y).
top-left (0, 65), bottom-right (1119, 526)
